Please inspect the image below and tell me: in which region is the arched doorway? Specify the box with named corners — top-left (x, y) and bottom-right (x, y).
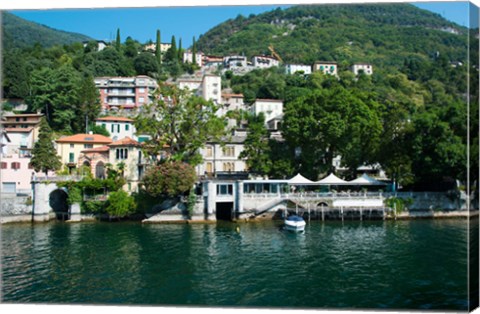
top-left (49, 189), bottom-right (69, 221)
top-left (82, 160), bottom-right (91, 176)
top-left (95, 161), bottom-right (105, 179)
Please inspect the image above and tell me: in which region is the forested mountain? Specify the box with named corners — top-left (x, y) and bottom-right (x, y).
top-left (2, 12), bottom-right (92, 50)
top-left (197, 3), bottom-right (467, 69)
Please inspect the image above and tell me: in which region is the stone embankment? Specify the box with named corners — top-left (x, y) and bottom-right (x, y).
top-left (0, 194), bottom-right (33, 223)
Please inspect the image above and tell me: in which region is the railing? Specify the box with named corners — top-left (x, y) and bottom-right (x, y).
top-left (242, 191), bottom-right (385, 199)
top-left (33, 175), bottom-right (84, 182)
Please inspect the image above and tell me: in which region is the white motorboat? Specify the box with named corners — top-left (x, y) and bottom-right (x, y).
top-left (284, 215), bottom-right (306, 232)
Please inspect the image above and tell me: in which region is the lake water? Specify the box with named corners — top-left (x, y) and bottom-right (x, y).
top-left (1, 219), bottom-right (477, 310)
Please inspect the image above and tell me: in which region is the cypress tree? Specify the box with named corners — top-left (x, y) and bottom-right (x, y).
top-left (192, 36), bottom-right (197, 65)
top-left (115, 28), bottom-right (121, 51)
top-left (155, 29), bottom-right (162, 65)
top-left (165, 35), bottom-right (177, 62)
top-left (30, 117), bottom-right (62, 177)
top-left (178, 38), bottom-right (182, 61)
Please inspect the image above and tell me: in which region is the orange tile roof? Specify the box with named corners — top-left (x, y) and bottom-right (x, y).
top-left (108, 137), bottom-right (140, 147)
top-left (56, 134), bottom-right (112, 144)
top-left (95, 116), bottom-right (134, 122)
top-left (222, 93), bottom-right (244, 98)
top-left (81, 145), bottom-right (110, 153)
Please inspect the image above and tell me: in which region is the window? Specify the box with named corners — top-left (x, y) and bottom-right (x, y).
top-left (222, 146), bottom-right (235, 157)
top-left (69, 153), bottom-right (75, 163)
top-left (117, 124), bottom-right (120, 133)
top-left (139, 87), bottom-right (145, 93)
top-left (216, 184), bottom-right (233, 196)
top-left (223, 162), bottom-right (235, 172)
top-left (116, 148), bottom-right (128, 160)
top-left (1, 162), bottom-right (7, 169)
top-left (139, 97), bottom-right (145, 103)
top-left (11, 162), bottom-right (20, 170)
top-left (206, 146), bottom-right (213, 157)
top-left (84, 144), bottom-right (93, 149)
top-left (102, 123), bottom-right (106, 129)
top-left (125, 124), bottom-right (129, 131)
top-left (206, 162), bottom-right (213, 173)
top-left (28, 162), bottom-right (34, 169)
top-left (70, 144), bottom-right (74, 149)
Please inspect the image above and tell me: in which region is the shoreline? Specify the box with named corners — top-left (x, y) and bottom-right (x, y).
top-left (1, 210), bottom-right (478, 225)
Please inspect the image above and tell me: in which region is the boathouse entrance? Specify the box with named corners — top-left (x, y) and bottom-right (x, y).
top-left (49, 189), bottom-right (69, 221)
top-left (216, 202), bottom-right (234, 221)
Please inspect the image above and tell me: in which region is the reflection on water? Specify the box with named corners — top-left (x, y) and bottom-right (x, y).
top-left (1, 219), bottom-right (473, 310)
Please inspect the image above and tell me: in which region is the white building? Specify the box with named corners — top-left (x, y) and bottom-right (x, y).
top-left (224, 55), bottom-right (248, 68)
top-left (251, 99), bottom-right (284, 124)
top-left (252, 55), bottom-right (280, 69)
top-left (183, 51), bottom-right (204, 67)
top-left (197, 132), bottom-right (248, 178)
top-left (95, 116), bottom-right (136, 141)
top-left (313, 61), bottom-right (338, 76)
top-left (285, 64), bottom-right (312, 75)
top-left (219, 93), bottom-right (248, 129)
top-left (177, 77), bottom-right (203, 92)
top-left (199, 75), bottom-right (221, 105)
top-left (351, 63), bottom-right (373, 76)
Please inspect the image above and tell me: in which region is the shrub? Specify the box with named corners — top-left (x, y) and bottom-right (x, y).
top-left (105, 190), bottom-right (136, 217)
top-left (142, 161), bottom-right (196, 198)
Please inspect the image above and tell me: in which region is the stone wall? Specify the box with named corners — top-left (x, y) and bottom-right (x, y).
top-left (0, 194), bottom-right (33, 223)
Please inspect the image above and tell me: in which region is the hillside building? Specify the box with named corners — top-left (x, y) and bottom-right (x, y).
top-left (252, 55), bottom-right (280, 69)
top-left (183, 51), bottom-right (204, 67)
top-left (285, 64), bottom-right (312, 75)
top-left (251, 99), bottom-right (284, 125)
top-left (224, 55), bottom-right (248, 68)
top-left (95, 75), bottom-right (157, 112)
top-left (95, 116), bottom-right (136, 141)
top-left (313, 61), bottom-right (338, 76)
top-left (351, 63), bottom-right (373, 75)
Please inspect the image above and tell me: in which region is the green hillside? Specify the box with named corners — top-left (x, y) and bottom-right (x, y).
top-left (2, 11), bottom-right (92, 50)
top-left (196, 3), bottom-right (468, 69)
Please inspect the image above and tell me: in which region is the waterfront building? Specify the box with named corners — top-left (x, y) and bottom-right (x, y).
top-left (56, 134), bottom-right (112, 173)
top-left (0, 113), bottom-right (44, 194)
top-left (95, 116), bottom-right (136, 141)
top-left (285, 64), bottom-right (312, 75)
top-left (78, 137), bottom-right (144, 192)
top-left (313, 61), bottom-right (338, 76)
top-left (251, 99), bottom-right (284, 125)
top-left (251, 55), bottom-right (280, 69)
top-left (351, 63), bottom-right (373, 76)
top-left (197, 131), bottom-right (248, 179)
top-left (94, 75), bottom-right (158, 112)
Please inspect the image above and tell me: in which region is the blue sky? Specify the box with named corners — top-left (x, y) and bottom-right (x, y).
top-left (9, 1), bottom-right (475, 48)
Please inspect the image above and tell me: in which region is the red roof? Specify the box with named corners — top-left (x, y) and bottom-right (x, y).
top-left (108, 137), bottom-right (140, 147)
top-left (95, 116), bottom-right (134, 122)
top-left (56, 134), bottom-right (112, 144)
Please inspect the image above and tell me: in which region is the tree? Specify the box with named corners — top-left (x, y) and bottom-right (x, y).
top-left (76, 75), bottom-right (100, 133)
top-left (192, 36), bottom-right (197, 65)
top-left (30, 117), bottom-right (62, 176)
top-left (115, 28), bottom-right (121, 51)
top-left (133, 52), bottom-right (158, 75)
top-left (105, 189), bottom-right (136, 217)
top-left (28, 64), bottom-right (82, 133)
top-left (164, 35), bottom-right (177, 63)
top-left (178, 38), bottom-right (183, 61)
top-left (239, 113), bottom-right (272, 175)
top-left (155, 29), bottom-right (162, 65)
top-left (142, 161), bottom-right (196, 197)
top-left (90, 125), bottom-right (110, 137)
top-left (134, 83), bottom-right (227, 165)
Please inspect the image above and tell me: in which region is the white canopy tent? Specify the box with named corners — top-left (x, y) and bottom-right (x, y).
top-left (315, 173), bottom-right (349, 185)
top-left (288, 173), bottom-right (315, 185)
top-left (347, 173), bottom-right (387, 186)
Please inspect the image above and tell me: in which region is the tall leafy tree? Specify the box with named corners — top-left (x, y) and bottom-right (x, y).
top-left (30, 117), bottom-right (62, 176)
top-left (134, 83), bottom-right (226, 166)
top-left (239, 113), bottom-right (272, 175)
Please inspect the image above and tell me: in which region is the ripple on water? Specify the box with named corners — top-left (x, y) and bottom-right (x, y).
top-left (0, 220), bottom-right (472, 310)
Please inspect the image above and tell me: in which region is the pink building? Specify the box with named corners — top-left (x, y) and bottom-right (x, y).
top-left (94, 75), bottom-right (158, 112)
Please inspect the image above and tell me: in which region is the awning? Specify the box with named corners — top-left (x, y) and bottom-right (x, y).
top-left (315, 173), bottom-right (348, 185)
top-left (347, 173), bottom-right (387, 185)
top-left (288, 173), bottom-right (314, 184)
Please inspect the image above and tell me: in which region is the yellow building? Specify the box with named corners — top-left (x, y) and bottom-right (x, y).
top-left (56, 134), bottom-right (112, 172)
